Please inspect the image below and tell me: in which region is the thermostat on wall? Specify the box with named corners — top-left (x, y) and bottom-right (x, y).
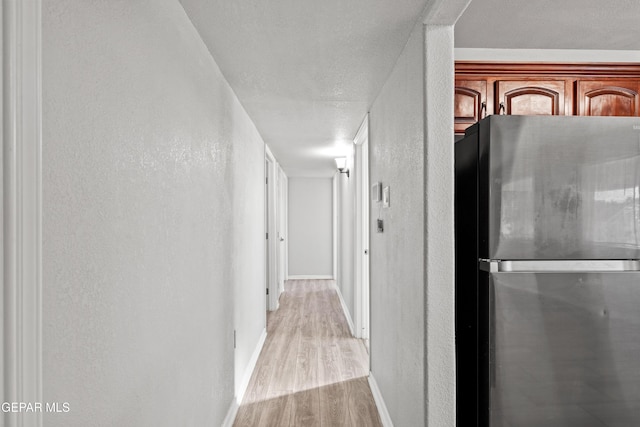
top-left (371, 182), bottom-right (381, 202)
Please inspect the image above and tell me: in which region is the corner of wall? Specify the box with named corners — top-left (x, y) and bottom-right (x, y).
top-left (368, 374), bottom-right (394, 427)
top-left (221, 399), bottom-right (239, 427)
top-left (235, 328), bottom-right (267, 405)
top-left (423, 22), bottom-right (457, 427)
top-left (367, 19), bottom-right (426, 427)
top-left (333, 282), bottom-right (355, 336)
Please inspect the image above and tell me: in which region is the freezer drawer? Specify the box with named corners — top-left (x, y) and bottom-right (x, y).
top-left (487, 271), bottom-right (640, 427)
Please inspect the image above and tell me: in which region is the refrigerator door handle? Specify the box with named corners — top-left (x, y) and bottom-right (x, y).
top-left (479, 259), bottom-right (640, 273)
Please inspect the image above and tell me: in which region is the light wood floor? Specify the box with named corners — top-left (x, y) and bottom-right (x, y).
top-left (234, 279), bottom-right (382, 427)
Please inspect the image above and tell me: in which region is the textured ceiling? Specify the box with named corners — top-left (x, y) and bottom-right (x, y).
top-left (180, 0), bottom-right (428, 177)
top-left (455, 0), bottom-right (640, 50)
top-left (180, 0), bottom-right (640, 177)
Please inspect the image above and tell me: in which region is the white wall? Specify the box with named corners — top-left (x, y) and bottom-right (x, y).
top-left (288, 178), bottom-right (333, 277)
top-left (368, 22), bottom-right (426, 427)
top-left (42, 0), bottom-right (265, 425)
top-left (232, 104), bottom-right (267, 403)
top-left (423, 22), bottom-right (457, 427)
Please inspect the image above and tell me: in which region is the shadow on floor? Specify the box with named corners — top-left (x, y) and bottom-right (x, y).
top-left (233, 376), bottom-right (381, 427)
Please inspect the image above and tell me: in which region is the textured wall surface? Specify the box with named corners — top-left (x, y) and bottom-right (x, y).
top-left (42, 0), bottom-right (265, 425)
top-left (232, 85), bottom-right (267, 402)
top-left (424, 24), bottom-right (456, 427)
top-left (288, 178), bottom-right (333, 276)
top-left (369, 22), bottom-right (425, 427)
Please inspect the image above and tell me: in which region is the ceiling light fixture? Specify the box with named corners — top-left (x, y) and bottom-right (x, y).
top-left (335, 157), bottom-right (349, 178)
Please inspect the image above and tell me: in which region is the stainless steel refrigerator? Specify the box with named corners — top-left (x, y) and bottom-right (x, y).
top-left (455, 115), bottom-right (640, 427)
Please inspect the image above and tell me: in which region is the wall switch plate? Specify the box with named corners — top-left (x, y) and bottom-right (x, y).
top-left (377, 219), bottom-right (383, 233)
top-left (372, 182), bottom-right (381, 202)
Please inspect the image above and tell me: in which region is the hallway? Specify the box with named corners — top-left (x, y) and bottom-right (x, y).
top-left (234, 280), bottom-right (381, 426)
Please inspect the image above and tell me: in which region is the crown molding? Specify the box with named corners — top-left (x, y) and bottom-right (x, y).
top-left (456, 61), bottom-right (640, 77)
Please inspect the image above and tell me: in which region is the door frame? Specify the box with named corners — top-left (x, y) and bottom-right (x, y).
top-left (265, 145), bottom-right (278, 311)
top-left (276, 165), bottom-right (287, 295)
top-left (332, 173), bottom-right (338, 280)
top-left (3, 1), bottom-right (44, 426)
top-left (354, 114), bottom-right (370, 349)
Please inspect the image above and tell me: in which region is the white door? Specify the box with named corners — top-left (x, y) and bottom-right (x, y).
top-left (354, 115), bottom-right (370, 354)
top-left (361, 137), bottom-right (370, 349)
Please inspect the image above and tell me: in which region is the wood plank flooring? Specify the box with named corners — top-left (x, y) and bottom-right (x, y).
top-left (234, 279), bottom-right (382, 427)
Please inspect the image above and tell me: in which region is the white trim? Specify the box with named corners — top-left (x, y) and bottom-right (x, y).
top-left (1, 0), bottom-right (5, 410)
top-left (287, 275), bottom-right (333, 280)
top-left (276, 165), bottom-right (288, 296)
top-left (236, 328), bottom-right (267, 405)
top-left (275, 163), bottom-right (281, 298)
top-left (3, 1), bottom-right (43, 427)
top-left (332, 282), bottom-right (354, 337)
top-left (265, 145), bottom-right (278, 311)
top-left (455, 48), bottom-right (640, 63)
top-left (221, 399), bottom-right (239, 427)
top-left (368, 374), bottom-right (394, 427)
top-left (283, 170), bottom-right (288, 282)
top-left (353, 114), bottom-right (370, 349)
top-left (354, 114), bottom-right (369, 146)
top-left (332, 173), bottom-right (338, 280)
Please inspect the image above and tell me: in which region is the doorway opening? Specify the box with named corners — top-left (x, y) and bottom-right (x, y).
top-left (354, 114), bottom-right (371, 354)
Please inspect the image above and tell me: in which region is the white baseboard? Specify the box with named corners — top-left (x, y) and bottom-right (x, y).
top-left (237, 328), bottom-right (267, 403)
top-left (288, 275), bottom-right (334, 279)
top-left (224, 328), bottom-right (267, 426)
top-left (268, 299), bottom-right (280, 312)
top-left (333, 282), bottom-right (355, 337)
top-left (368, 373), bottom-right (394, 427)
top-left (221, 399), bottom-right (239, 427)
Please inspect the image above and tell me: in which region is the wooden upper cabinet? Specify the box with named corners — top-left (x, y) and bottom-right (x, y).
top-left (576, 80), bottom-right (640, 116)
top-left (495, 80), bottom-right (567, 116)
top-left (454, 62), bottom-right (640, 134)
top-left (455, 80), bottom-right (488, 134)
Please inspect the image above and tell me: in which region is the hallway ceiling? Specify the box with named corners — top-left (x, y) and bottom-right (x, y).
top-left (180, 0), bottom-right (639, 177)
top-left (180, 0), bottom-right (429, 177)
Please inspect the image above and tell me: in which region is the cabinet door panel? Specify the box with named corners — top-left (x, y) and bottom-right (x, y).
top-left (455, 79), bottom-right (487, 134)
top-left (577, 80), bottom-right (640, 116)
top-left (496, 80), bottom-right (566, 115)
